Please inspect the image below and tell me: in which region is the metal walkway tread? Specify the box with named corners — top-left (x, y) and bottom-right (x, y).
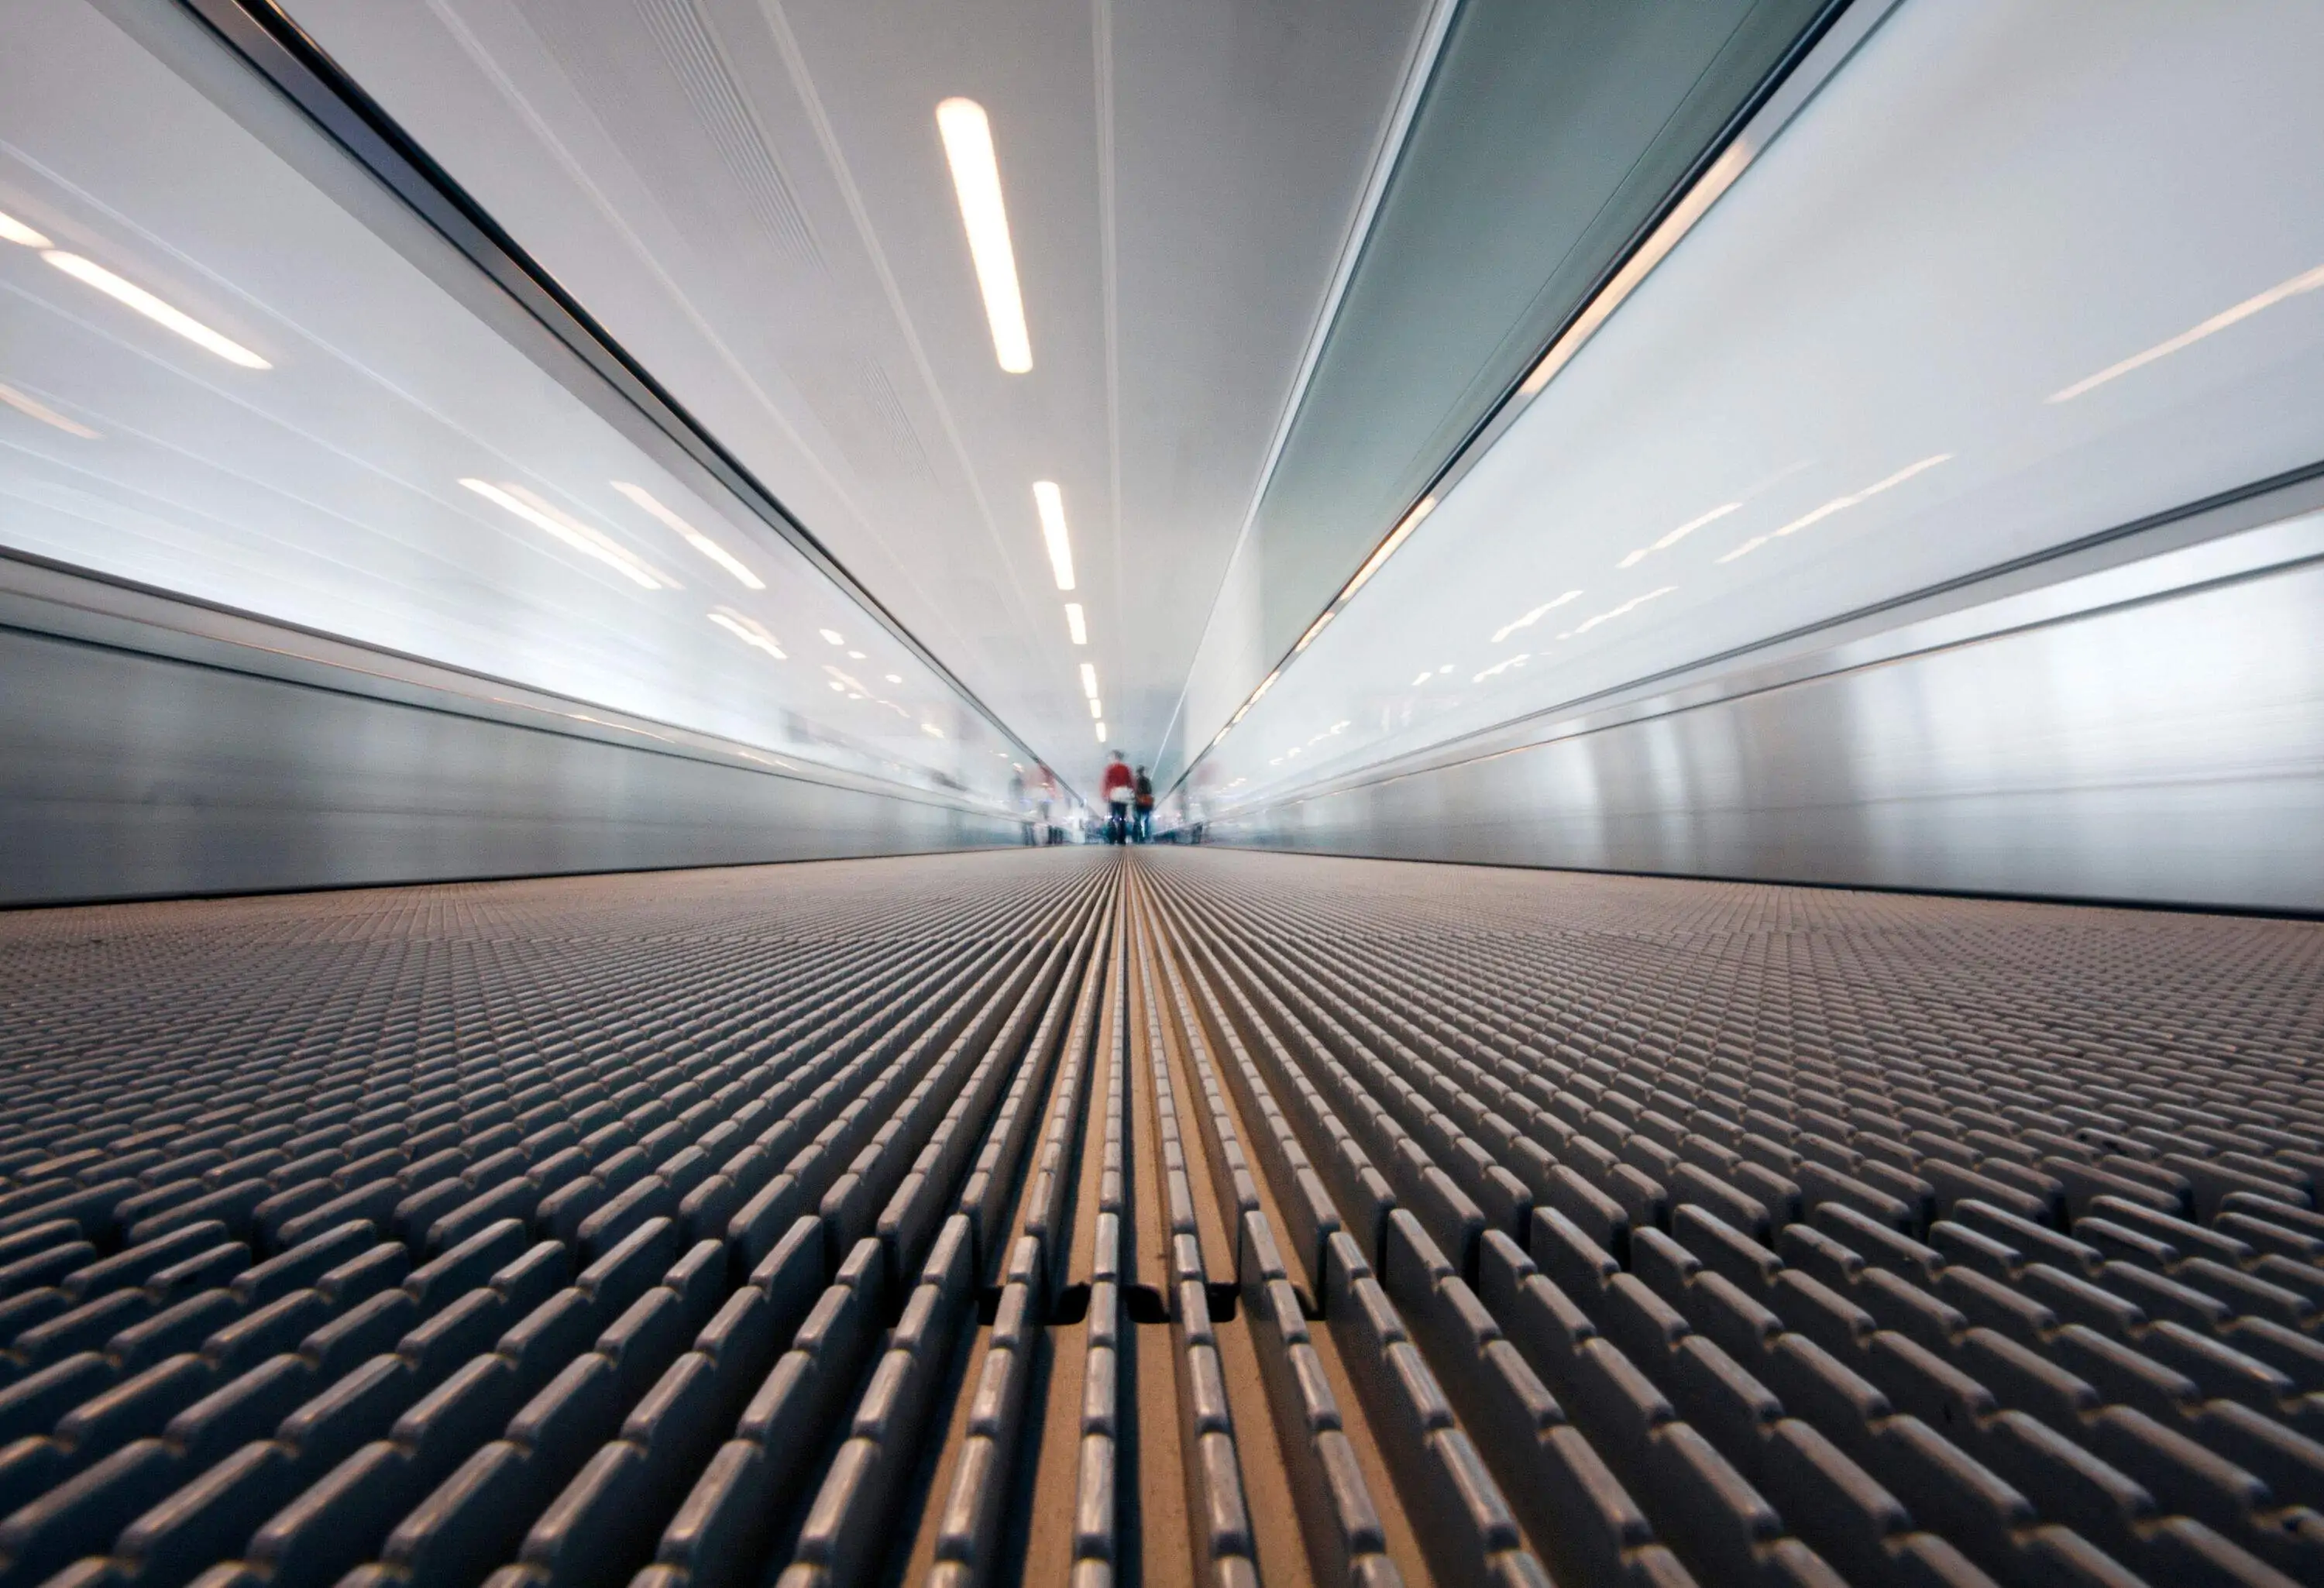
top-left (0, 850), bottom-right (2316, 1588)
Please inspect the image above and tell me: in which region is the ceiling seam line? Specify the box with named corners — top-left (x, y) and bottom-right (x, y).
top-left (1095, 0), bottom-right (1125, 754)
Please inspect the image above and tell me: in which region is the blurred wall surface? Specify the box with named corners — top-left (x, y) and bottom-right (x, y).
top-left (0, 575), bottom-right (1018, 906)
top-left (1207, 518), bottom-right (2324, 913)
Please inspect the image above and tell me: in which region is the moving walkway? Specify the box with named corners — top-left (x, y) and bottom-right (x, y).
top-left (0, 850), bottom-right (2315, 1587)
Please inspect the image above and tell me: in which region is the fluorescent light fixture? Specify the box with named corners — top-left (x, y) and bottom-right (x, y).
top-left (922, 723), bottom-right (944, 737)
top-left (1342, 495), bottom-right (1433, 601)
top-left (1088, 698), bottom-right (1102, 719)
top-left (610, 482), bottom-right (762, 588)
top-left (1033, 481), bottom-right (1074, 590)
top-left (0, 380), bottom-right (98, 439)
top-left (708, 607), bottom-right (786, 659)
top-left (1094, 722), bottom-right (1106, 741)
top-left (505, 483), bottom-right (673, 586)
top-left (847, 650), bottom-right (865, 658)
top-left (460, 479), bottom-right (662, 588)
top-left (1294, 610), bottom-right (1332, 653)
top-left (885, 672), bottom-right (903, 682)
top-left (1079, 662), bottom-right (1098, 699)
top-left (2049, 262), bottom-right (2324, 403)
top-left (1411, 671), bottom-right (1433, 686)
top-left (1618, 502), bottom-right (1738, 569)
top-left (820, 628), bottom-right (844, 644)
top-left (43, 253), bottom-right (269, 369)
top-left (1519, 140), bottom-right (1751, 399)
top-left (936, 98), bottom-right (1032, 373)
top-left (0, 210), bottom-right (53, 248)
top-left (1717, 455), bottom-right (1951, 564)
top-left (1064, 603), bottom-right (1087, 644)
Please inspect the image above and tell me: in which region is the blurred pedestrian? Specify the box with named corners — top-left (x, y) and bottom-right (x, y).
top-left (1100, 751), bottom-right (1133, 844)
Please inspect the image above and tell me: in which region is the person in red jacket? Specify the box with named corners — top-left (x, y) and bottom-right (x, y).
top-left (1099, 751), bottom-right (1133, 844)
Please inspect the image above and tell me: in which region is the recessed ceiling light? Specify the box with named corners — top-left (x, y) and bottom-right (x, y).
top-left (1088, 698), bottom-right (1102, 719)
top-left (885, 673), bottom-right (902, 683)
top-left (610, 482), bottom-right (761, 588)
top-left (1340, 495), bottom-right (1433, 600)
top-left (847, 650), bottom-right (865, 658)
top-left (459, 478), bottom-right (661, 588)
top-left (936, 98), bottom-right (1032, 373)
top-left (820, 629), bottom-right (844, 644)
top-left (0, 209), bottom-right (53, 249)
top-left (708, 608), bottom-right (786, 660)
top-left (506, 483), bottom-right (672, 586)
top-left (44, 252), bottom-right (269, 369)
top-left (1094, 721), bottom-right (1105, 741)
top-left (1064, 603), bottom-right (1087, 645)
top-left (1078, 662), bottom-right (1098, 699)
top-left (1033, 481), bottom-right (1074, 590)
top-left (0, 380), bottom-right (98, 439)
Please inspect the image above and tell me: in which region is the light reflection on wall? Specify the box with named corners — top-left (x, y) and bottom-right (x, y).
top-left (1181, 2), bottom-right (2324, 823)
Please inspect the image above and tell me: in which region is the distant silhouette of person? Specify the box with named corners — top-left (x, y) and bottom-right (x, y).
top-left (1133, 767), bottom-right (1154, 843)
top-left (1033, 764), bottom-right (1060, 844)
top-left (1008, 768), bottom-right (1033, 844)
top-left (1100, 751), bottom-right (1133, 844)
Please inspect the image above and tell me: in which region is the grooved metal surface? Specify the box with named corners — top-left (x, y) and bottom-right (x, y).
top-left (0, 850), bottom-right (2319, 1588)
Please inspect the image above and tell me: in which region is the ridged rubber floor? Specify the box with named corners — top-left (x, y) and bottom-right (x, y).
top-left (0, 850), bottom-right (2319, 1588)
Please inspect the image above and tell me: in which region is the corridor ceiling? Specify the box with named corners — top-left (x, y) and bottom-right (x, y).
top-left (277, 0), bottom-right (1436, 785)
top-left (271, 0), bottom-right (1839, 790)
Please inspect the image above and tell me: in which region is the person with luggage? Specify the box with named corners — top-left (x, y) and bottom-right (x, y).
top-left (1100, 751), bottom-right (1134, 844)
top-left (1133, 766), bottom-right (1155, 842)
